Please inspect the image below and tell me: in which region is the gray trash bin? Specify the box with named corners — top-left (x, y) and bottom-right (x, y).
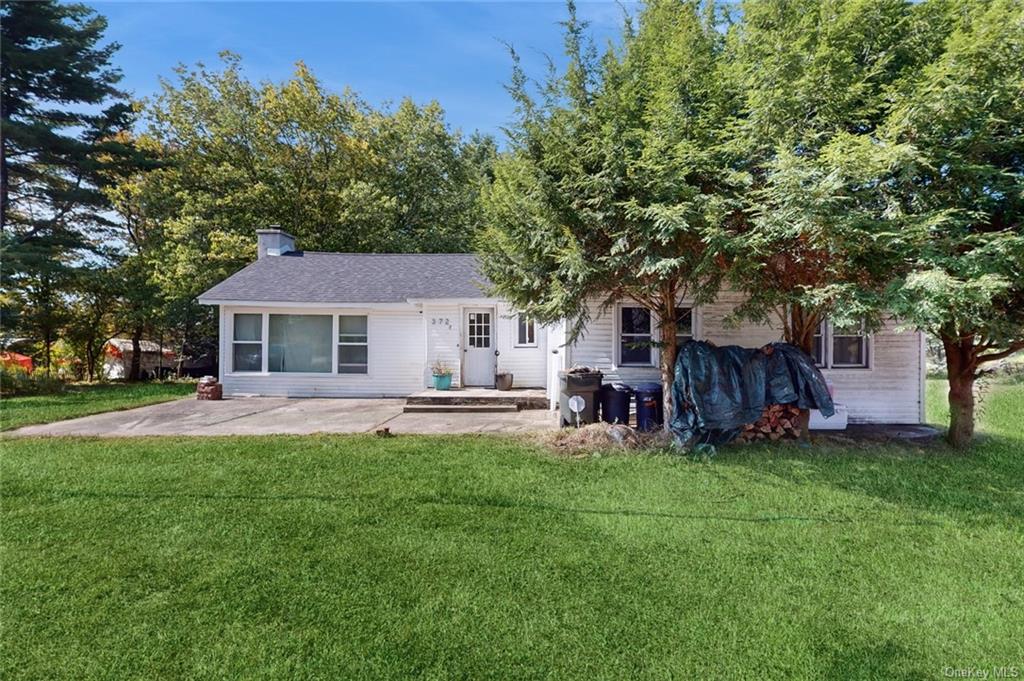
top-left (559, 369), bottom-right (603, 427)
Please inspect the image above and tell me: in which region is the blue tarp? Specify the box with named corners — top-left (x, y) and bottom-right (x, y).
top-left (670, 341), bottom-right (836, 448)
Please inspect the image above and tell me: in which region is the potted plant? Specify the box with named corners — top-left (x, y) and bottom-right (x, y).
top-left (431, 359), bottom-right (453, 391)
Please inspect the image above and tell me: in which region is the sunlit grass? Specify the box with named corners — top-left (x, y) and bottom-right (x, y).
top-left (0, 381), bottom-right (195, 431)
top-left (2, 380), bottom-right (1021, 679)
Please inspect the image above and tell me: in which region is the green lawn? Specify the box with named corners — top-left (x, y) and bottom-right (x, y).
top-left (2, 381), bottom-right (1022, 679)
top-left (0, 381), bottom-right (195, 431)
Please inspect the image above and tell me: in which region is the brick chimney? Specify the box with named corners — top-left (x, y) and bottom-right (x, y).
top-left (256, 226), bottom-right (296, 259)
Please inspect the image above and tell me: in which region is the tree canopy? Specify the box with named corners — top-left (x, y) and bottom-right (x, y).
top-left (129, 54), bottom-right (495, 305)
top-left (479, 0), bottom-right (741, 421)
top-left (885, 0), bottom-right (1024, 446)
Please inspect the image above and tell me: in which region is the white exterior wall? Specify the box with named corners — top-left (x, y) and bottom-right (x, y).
top-left (420, 300), bottom-right (548, 388)
top-left (495, 302), bottom-right (548, 388)
top-left (568, 292), bottom-right (925, 424)
top-left (422, 303), bottom-right (462, 387)
top-left (219, 304), bottom-right (425, 397)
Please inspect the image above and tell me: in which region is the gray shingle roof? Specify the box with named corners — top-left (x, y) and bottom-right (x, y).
top-left (198, 252), bottom-right (492, 304)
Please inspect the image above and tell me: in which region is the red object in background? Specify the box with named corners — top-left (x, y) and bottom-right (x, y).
top-left (1, 352), bottom-right (33, 373)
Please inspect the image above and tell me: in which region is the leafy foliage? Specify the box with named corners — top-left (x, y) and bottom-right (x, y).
top-left (479, 0), bottom-right (741, 423)
top-left (883, 0), bottom-right (1024, 445)
top-left (128, 54), bottom-right (495, 305)
top-left (722, 0), bottom-right (944, 347)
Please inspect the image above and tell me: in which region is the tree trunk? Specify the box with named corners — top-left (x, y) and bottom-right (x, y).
top-left (177, 303), bottom-right (191, 378)
top-left (129, 325), bottom-right (143, 382)
top-left (660, 330), bottom-right (678, 433)
top-left (655, 294), bottom-right (679, 433)
top-left (43, 329), bottom-right (52, 377)
top-left (85, 344), bottom-right (95, 382)
top-left (1, 110), bottom-right (8, 232)
top-left (788, 305), bottom-right (820, 445)
top-left (942, 331), bottom-right (977, 448)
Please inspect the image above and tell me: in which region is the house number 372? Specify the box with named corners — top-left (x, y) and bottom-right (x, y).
top-left (431, 318), bottom-right (452, 329)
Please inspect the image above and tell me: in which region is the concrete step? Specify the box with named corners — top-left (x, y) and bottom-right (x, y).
top-left (402, 403), bottom-right (520, 414)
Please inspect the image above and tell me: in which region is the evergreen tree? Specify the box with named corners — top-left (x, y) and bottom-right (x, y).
top-left (1, 0), bottom-right (128, 370)
top-left (886, 0), bottom-right (1024, 447)
top-left (478, 0), bottom-right (740, 427)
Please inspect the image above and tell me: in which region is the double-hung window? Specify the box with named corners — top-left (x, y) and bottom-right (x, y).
top-left (619, 306), bottom-right (653, 365)
top-left (337, 315), bottom-right (368, 374)
top-left (516, 316), bottom-right (536, 347)
top-left (814, 320), bottom-right (869, 369)
top-left (232, 313), bottom-right (263, 372)
top-left (831, 320), bottom-right (868, 368)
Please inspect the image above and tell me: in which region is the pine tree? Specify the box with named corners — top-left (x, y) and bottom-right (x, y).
top-left (1, 0), bottom-right (129, 371)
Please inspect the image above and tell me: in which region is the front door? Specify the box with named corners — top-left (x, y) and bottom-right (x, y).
top-left (463, 308), bottom-right (495, 387)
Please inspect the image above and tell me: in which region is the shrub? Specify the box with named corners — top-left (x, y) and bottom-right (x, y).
top-left (0, 365), bottom-right (66, 397)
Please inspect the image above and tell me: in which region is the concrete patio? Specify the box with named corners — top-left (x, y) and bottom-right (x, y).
top-left (7, 396), bottom-right (559, 437)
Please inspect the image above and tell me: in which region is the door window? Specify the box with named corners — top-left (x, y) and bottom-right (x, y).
top-left (468, 312), bottom-right (491, 348)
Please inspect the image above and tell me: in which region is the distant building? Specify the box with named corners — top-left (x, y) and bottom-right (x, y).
top-left (103, 339), bottom-right (176, 380)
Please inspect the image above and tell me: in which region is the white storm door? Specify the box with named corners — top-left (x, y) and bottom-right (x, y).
top-left (463, 308), bottom-right (495, 386)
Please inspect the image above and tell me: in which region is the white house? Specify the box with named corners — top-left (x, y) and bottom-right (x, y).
top-left (198, 229), bottom-right (927, 424)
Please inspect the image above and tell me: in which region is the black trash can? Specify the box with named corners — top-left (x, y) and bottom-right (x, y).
top-left (633, 382), bottom-right (664, 431)
top-left (600, 382), bottom-right (632, 424)
top-left (558, 370), bottom-right (603, 427)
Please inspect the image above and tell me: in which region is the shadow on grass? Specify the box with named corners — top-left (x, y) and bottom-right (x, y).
top-left (821, 640), bottom-right (919, 681)
top-left (715, 434), bottom-right (1024, 527)
top-left (4, 487), bottom-right (945, 528)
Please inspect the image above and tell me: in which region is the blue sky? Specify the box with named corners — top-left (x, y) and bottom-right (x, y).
top-left (93, 1), bottom-right (633, 141)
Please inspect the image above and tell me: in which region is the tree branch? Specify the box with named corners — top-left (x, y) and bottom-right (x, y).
top-left (976, 341), bottom-right (1024, 365)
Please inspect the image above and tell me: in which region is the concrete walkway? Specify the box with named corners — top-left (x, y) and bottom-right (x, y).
top-left (7, 397), bottom-right (559, 437)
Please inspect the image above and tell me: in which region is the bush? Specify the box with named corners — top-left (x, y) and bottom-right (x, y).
top-left (0, 365), bottom-right (66, 397)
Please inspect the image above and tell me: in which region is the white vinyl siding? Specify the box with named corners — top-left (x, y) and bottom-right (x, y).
top-left (496, 303), bottom-right (547, 387)
top-left (422, 303), bottom-right (462, 387)
top-left (220, 305), bottom-right (422, 397)
top-left (421, 301), bottom-right (548, 388)
top-left (570, 289), bottom-right (924, 424)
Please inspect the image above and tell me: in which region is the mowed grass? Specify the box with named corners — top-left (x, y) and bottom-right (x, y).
top-left (2, 381), bottom-right (1023, 679)
top-left (0, 381), bottom-right (195, 431)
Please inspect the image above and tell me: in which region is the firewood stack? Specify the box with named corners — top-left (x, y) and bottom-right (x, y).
top-left (736, 403), bottom-right (802, 442)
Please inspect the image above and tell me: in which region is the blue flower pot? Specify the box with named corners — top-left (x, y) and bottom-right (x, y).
top-left (432, 373), bottom-right (452, 391)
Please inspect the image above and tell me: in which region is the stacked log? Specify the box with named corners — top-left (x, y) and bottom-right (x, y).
top-left (736, 403), bottom-right (802, 442)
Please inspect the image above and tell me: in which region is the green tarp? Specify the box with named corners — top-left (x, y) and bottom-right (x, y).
top-left (670, 341), bottom-right (836, 448)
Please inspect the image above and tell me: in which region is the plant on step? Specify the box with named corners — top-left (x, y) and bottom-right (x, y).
top-left (430, 360), bottom-right (453, 377)
top-left (478, 0), bottom-right (739, 432)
